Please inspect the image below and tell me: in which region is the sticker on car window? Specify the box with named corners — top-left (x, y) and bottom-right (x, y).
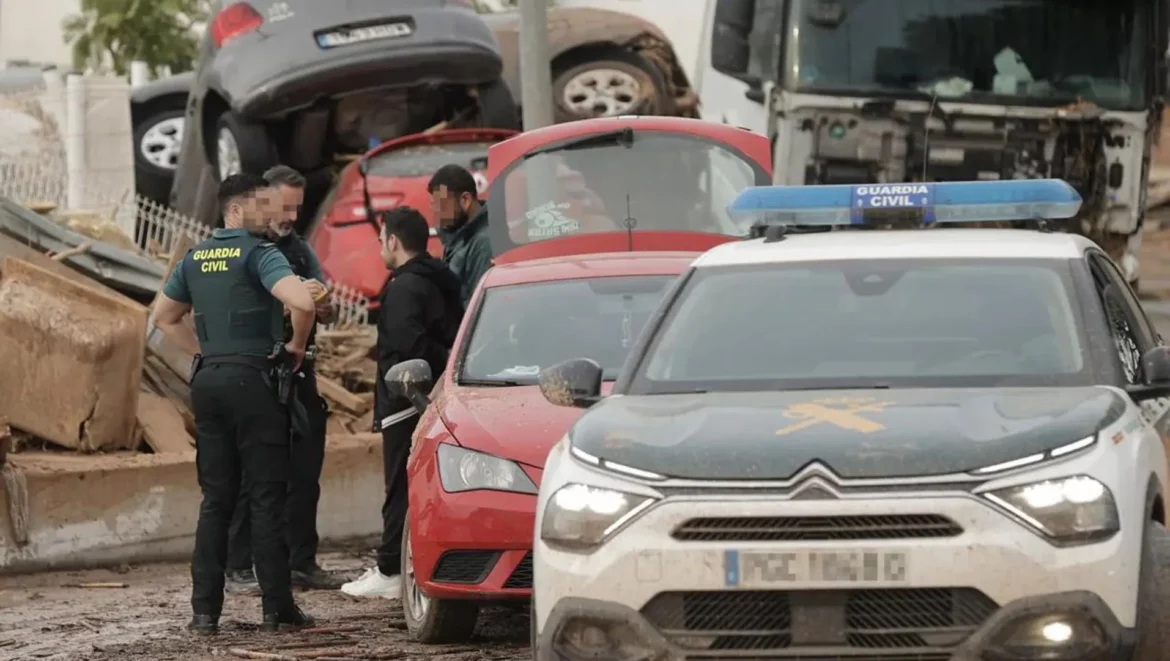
top-left (489, 366), bottom-right (541, 378)
top-left (525, 201), bottom-right (580, 239)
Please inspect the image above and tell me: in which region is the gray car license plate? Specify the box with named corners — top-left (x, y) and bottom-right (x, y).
top-left (725, 550), bottom-right (908, 586)
top-left (317, 22), bottom-right (412, 48)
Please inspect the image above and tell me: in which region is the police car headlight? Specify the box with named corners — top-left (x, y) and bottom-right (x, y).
top-left (540, 483), bottom-right (655, 550)
top-left (985, 475), bottom-right (1119, 545)
top-left (436, 443), bottom-right (537, 495)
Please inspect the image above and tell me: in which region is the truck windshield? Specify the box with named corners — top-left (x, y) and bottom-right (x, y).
top-left (786, 0), bottom-right (1149, 110)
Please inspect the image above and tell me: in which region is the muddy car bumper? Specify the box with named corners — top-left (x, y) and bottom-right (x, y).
top-left (533, 591), bottom-right (1135, 661)
top-left (225, 42), bottom-right (503, 118)
top-left (531, 493), bottom-right (1140, 659)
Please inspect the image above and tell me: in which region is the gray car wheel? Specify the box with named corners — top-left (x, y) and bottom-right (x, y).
top-left (213, 112), bottom-right (277, 180)
top-left (551, 48), bottom-right (671, 122)
top-left (216, 127), bottom-right (242, 181)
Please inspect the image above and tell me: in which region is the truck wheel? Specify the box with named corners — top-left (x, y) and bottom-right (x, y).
top-left (1133, 521), bottom-right (1170, 660)
top-left (552, 48), bottom-right (671, 122)
top-left (133, 100), bottom-right (187, 204)
top-left (401, 514), bottom-right (479, 643)
top-left (214, 112), bottom-right (276, 181)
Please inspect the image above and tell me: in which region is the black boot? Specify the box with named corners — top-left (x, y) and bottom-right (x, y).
top-left (187, 614), bottom-right (219, 635)
top-left (292, 564), bottom-right (346, 590)
top-left (261, 604), bottom-right (315, 632)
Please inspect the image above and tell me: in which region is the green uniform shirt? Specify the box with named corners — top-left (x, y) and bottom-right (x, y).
top-left (164, 228), bottom-right (296, 357)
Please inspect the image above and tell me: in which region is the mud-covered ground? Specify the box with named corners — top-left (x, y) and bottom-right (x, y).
top-left (0, 551), bottom-right (528, 661)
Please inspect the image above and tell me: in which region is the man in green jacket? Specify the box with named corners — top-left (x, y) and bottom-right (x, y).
top-left (427, 164), bottom-right (493, 307)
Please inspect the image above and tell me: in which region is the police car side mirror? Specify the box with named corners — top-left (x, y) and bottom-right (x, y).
top-left (385, 359), bottom-right (434, 414)
top-left (1129, 347), bottom-right (1170, 402)
top-left (538, 358), bottom-right (603, 408)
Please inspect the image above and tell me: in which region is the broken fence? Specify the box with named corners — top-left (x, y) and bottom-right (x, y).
top-left (134, 197), bottom-right (370, 329)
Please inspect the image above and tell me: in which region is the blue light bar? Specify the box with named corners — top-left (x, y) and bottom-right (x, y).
top-left (728, 179), bottom-right (1082, 226)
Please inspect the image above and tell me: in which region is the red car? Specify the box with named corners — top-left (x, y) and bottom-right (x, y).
top-left (380, 116), bottom-right (775, 642)
top-left (397, 251), bottom-right (698, 642)
top-left (482, 115), bottom-right (774, 263)
top-left (306, 128), bottom-right (517, 308)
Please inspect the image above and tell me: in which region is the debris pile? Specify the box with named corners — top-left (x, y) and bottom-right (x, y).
top-left (0, 213), bottom-right (378, 460)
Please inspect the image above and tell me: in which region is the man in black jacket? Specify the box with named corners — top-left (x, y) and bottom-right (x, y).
top-left (340, 207), bottom-right (462, 599)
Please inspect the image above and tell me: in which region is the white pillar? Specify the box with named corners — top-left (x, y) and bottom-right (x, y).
top-left (65, 74), bottom-right (86, 211)
top-left (129, 61), bottom-right (149, 88)
top-left (40, 69), bottom-right (66, 136)
top-left (519, 0), bottom-right (554, 130)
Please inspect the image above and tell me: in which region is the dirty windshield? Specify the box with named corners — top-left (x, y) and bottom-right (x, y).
top-left (367, 142), bottom-right (493, 179)
top-left (788, 0), bottom-right (1149, 110)
top-left (490, 132), bottom-right (767, 247)
top-left (632, 259), bottom-right (1092, 394)
top-left (460, 275), bottom-right (674, 385)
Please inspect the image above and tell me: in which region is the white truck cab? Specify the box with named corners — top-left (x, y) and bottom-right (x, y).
top-left (555, 0), bottom-right (1170, 286)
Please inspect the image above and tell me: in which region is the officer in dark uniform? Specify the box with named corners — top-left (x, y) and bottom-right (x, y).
top-left (153, 173), bottom-right (318, 634)
top-left (225, 165), bottom-right (344, 593)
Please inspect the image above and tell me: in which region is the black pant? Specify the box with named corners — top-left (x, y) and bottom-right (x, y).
top-left (227, 367), bottom-right (328, 574)
top-left (189, 363), bottom-right (293, 615)
top-left (377, 410), bottom-right (419, 576)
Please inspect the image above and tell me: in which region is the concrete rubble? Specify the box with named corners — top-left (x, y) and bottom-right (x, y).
top-left (0, 199), bottom-right (383, 574)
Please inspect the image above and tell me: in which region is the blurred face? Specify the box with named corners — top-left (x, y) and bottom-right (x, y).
top-left (242, 187), bottom-right (278, 235)
top-left (379, 225), bottom-right (402, 269)
top-left (267, 184), bottom-right (304, 238)
top-left (430, 184), bottom-right (475, 229)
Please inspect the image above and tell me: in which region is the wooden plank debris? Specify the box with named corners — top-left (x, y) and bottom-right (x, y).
top-left (136, 392), bottom-right (195, 454)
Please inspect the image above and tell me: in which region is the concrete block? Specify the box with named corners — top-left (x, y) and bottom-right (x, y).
top-left (0, 257), bottom-right (146, 451)
top-left (0, 433), bottom-right (384, 574)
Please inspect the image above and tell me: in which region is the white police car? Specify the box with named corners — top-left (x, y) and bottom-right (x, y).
top-left (529, 180), bottom-right (1170, 661)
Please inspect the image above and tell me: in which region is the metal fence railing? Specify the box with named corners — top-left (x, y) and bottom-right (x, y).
top-left (133, 195), bottom-right (370, 329)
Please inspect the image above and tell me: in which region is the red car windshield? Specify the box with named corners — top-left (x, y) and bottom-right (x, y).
top-left (486, 130), bottom-right (770, 254)
top-left (459, 275), bottom-right (675, 385)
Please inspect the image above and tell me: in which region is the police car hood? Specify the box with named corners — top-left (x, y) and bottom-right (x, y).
top-left (570, 387), bottom-right (1125, 480)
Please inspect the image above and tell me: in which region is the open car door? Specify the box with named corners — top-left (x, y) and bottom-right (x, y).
top-left (485, 117), bottom-right (773, 264)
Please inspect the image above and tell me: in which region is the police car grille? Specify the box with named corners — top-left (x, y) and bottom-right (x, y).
top-left (640, 588), bottom-right (997, 656)
top-left (672, 515), bottom-right (963, 542)
top-left (430, 550), bottom-right (499, 584)
top-left (503, 552), bottom-right (533, 589)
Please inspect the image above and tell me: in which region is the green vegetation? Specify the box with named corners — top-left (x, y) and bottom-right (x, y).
top-left (62, 0), bottom-right (209, 76)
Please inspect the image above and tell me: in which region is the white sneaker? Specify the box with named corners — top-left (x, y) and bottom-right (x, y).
top-left (340, 567), bottom-right (401, 599)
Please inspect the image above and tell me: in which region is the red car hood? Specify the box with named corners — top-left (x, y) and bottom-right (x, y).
top-left (440, 384), bottom-right (605, 468)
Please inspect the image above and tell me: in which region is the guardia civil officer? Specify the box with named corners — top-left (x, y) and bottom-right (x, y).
top-left (153, 173), bottom-right (317, 634)
top-left (225, 165), bottom-right (345, 594)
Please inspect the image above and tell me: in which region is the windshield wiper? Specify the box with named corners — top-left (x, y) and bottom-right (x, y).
top-left (523, 127), bottom-right (634, 159)
top-left (459, 378), bottom-right (525, 387)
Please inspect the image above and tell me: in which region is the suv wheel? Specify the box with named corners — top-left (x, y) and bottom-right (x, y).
top-left (1134, 520), bottom-right (1170, 659)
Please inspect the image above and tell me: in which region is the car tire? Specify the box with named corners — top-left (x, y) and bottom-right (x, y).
top-left (400, 513), bottom-right (479, 643)
top-left (552, 48), bottom-right (671, 122)
top-left (213, 112), bottom-right (277, 181)
top-left (474, 79), bottom-right (521, 130)
top-left (1133, 521), bottom-right (1170, 660)
top-left (133, 103), bottom-right (187, 204)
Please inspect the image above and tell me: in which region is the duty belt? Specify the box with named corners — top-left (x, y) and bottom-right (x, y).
top-left (198, 354), bottom-right (270, 369)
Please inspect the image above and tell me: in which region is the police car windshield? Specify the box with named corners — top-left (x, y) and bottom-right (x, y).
top-left (632, 258), bottom-right (1091, 393)
top-left (460, 275), bottom-right (674, 386)
top-left (786, 0), bottom-right (1148, 110)
top-left (492, 132), bottom-right (764, 245)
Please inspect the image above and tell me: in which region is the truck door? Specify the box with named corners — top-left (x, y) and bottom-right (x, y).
top-left (697, 0), bottom-right (784, 133)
